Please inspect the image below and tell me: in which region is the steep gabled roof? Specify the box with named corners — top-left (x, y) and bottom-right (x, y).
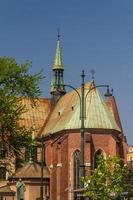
top-left (106, 96), bottom-right (123, 131)
top-left (42, 82), bottom-right (121, 135)
top-left (20, 98), bottom-right (52, 136)
top-left (10, 161), bottom-right (50, 179)
top-left (0, 185), bottom-right (15, 196)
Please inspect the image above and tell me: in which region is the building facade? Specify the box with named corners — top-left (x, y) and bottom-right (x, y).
top-left (40, 35), bottom-right (127, 200)
top-left (0, 35), bottom-right (128, 200)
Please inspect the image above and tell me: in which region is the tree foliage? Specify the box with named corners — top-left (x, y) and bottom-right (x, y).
top-left (0, 57), bottom-right (43, 156)
top-left (84, 156), bottom-right (128, 200)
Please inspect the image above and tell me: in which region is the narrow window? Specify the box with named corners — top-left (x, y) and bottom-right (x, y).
top-left (0, 166), bottom-right (6, 180)
top-left (0, 147), bottom-right (6, 159)
top-left (94, 149), bottom-right (104, 168)
top-left (73, 150), bottom-right (80, 189)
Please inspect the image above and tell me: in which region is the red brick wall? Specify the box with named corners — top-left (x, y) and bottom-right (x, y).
top-left (92, 133), bottom-right (110, 155)
top-left (45, 130), bottom-right (126, 200)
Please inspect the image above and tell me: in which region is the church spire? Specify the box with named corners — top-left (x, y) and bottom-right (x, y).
top-left (51, 31), bottom-right (65, 102)
top-left (52, 30), bottom-right (64, 70)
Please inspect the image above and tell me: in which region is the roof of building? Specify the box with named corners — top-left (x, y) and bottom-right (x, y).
top-left (0, 185), bottom-right (15, 196)
top-left (106, 96), bottom-right (123, 131)
top-left (10, 161), bottom-right (50, 179)
top-left (20, 98), bottom-right (52, 136)
top-left (42, 82), bottom-right (121, 135)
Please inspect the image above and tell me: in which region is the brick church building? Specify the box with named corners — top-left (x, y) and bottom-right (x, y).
top-left (0, 35), bottom-right (128, 200)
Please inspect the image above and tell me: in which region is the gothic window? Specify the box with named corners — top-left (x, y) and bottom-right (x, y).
top-left (0, 148), bottom-right (6, 159)
top-left (15, 157), bottom-right (23, 170)
top-left (0, 166), bottom-right (6, 180)
top-left (73, 150), bottom-right (80, 189)
top-left (94, 149), bottom-right (104, 169)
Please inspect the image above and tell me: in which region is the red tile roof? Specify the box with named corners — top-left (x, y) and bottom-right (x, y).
top-left (0, 185), bottom-right (15, 196)
top-left (10, 161), bottom-right (50, 179)
top-left (19, 98), bottom-right (52, 136)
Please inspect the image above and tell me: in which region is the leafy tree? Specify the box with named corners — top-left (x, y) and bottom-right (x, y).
top-left (0, 57), bottom-right (43, 157)
top-left (83, 156), bottom-right (128, 200)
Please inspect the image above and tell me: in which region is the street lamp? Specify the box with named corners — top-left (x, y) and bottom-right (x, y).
top-left (37, 136), bottom-right (45, 200)
top-left (65, 70), bottom-right (112, 190)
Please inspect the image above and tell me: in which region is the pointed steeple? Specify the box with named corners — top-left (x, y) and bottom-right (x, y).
top-left (51, 31), bottom-right (65, 103)
top-left (52, 35), bottom-right (64, 70)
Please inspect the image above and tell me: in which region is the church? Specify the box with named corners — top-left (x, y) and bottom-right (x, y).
top-left (0, 35), bottom-right (128, 200)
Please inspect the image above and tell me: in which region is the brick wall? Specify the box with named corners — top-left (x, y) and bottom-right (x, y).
top-left (45, 129), bottom-right (126, 200)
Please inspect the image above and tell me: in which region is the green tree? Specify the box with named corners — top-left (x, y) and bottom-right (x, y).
top-left (0, 57), bottom-right (43, 157)
top-left (84, 156), bottom-right (128, 200)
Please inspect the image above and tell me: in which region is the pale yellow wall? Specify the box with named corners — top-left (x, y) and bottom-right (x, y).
top-left (127, 146), bottom-right (133, 162)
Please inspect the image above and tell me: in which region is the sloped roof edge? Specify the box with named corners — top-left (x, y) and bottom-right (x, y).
top-left (42, 82), bottom-right (121, 135)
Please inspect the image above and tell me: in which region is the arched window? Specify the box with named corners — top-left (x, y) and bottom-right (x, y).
top-left (94, 149), bottom-right (104, 168)
top-left (0, 166), bottom-right (6, 180)
top-left (73, 150), bottom-right (80, 190)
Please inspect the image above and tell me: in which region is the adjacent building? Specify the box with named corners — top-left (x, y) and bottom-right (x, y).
top-left (127, 146), bottom-right (133, 162)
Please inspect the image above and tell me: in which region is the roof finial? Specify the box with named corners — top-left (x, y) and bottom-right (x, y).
top-left (57, 28), bottom-right (60, 40)
top-left (90, 69), bottom-right (95, 80)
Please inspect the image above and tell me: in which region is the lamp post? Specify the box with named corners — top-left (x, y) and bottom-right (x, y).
top-left (65, 70), bottom-right (112, 192)
top-left (40, 137), bottom-right (45, 200)
top-left (80, 70), bottom-right (85, 180)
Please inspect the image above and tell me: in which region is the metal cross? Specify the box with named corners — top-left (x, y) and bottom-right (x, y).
top-left (57, 28), bottom-right (60, 40)
top-left (90, 69), bottom-right (96, 80)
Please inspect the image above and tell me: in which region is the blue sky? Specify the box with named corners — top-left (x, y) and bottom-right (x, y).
top-left (0, 0), bottom-right (133, 144)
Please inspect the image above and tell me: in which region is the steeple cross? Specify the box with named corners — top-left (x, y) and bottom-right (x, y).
top-left (90, 69), bottom-right (96, 80)
top-left (57, 28), bottom-right (60, 40)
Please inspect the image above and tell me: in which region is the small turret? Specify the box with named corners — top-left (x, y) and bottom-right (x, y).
top-left (51, 31), bottom-right (65, 103)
